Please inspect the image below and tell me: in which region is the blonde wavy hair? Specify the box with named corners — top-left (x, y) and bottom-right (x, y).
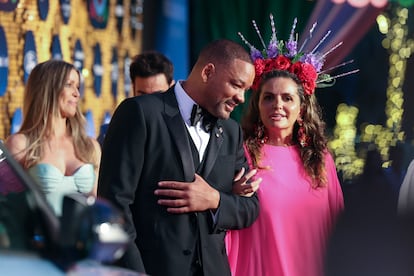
top-left (18, 60), bottom-right (97, 169)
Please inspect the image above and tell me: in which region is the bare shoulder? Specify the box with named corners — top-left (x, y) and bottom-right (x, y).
top-left (4, 133), bottom-right (28, 161)
top-left (5, 133), bottom-right (27, 152)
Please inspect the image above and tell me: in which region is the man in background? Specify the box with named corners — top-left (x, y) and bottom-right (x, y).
top-left (129, 50), bottom-right (175, 96)
top-left (98, 51), bottom-right (174, 145)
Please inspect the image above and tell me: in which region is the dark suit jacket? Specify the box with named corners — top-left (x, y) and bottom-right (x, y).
top-left (98, 88), bottom-right (259, 276)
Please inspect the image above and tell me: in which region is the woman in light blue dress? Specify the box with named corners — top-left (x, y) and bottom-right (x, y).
top-left (5, 60), bottom-right (101, 216)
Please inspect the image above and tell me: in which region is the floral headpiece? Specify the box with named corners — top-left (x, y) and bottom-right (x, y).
top-left (238, 14), bottom-right (358, 95)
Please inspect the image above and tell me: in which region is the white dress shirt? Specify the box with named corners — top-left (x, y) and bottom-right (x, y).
top-left (175, 81), bottom-right (221, 220)
top-left (175, 81), bottom-right (211, 162)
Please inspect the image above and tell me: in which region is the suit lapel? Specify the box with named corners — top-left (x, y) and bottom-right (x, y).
top-left (162, 89), bottom-right (195, 182)
top-left (202, 121), bottom-right (224, 178)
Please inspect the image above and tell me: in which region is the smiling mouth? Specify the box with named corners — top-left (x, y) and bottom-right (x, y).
top-left (270, 114), bottom-right (285, 119)
top-left (226, 102), bottom-right (237, 110)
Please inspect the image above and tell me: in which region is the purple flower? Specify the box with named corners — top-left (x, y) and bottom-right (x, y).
top-left (250, 48), bottom-right (263, 60)
top-left (300, 53), bottom-right (324, 72)
top-left (267, 41), bottom-right (278, 58)
top-left (286, 18), bottom-right (298, 57)
top-left (286, 40), bottom-right (297, 58)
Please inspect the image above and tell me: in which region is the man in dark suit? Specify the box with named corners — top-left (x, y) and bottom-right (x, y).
top-left (98, 39), bottom-right (260, 276)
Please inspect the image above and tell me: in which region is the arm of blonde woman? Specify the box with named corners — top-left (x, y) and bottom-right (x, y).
top-left (232, 167), bottom-right (261, 197)
top-left (90, 138), bottom-right (101, 197)
top-left (4, 133), bottom-right (28, 165)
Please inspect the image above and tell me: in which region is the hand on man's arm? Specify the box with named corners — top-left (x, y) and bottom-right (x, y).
top-left (155, 174), bottom-right (220, 213)
top-left (155, 167), bottom-right (262, 213)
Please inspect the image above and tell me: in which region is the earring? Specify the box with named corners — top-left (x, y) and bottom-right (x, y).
top-left (297, 118), bottom-right (309, 147)
top-left (255, 121), bottom-right (268, 144)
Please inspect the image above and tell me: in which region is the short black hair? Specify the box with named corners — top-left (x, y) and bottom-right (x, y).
top-left (197, 39), bottom-right (253, 66)
top-left (129, 51), bottom-right (174, 84)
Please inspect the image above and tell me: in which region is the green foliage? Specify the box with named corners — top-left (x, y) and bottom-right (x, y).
top-left (388, 0), bottom-right (414, 7)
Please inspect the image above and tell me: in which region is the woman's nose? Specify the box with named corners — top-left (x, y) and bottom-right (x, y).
top-left (73, 87), bottom-right (80, 97)
top-left (273, 98), bottom-right (282, 109)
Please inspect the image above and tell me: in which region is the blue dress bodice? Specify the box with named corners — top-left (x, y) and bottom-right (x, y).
top-left (28, 163), bottom-right (95, 216)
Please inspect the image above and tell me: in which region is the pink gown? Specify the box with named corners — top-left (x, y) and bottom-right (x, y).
top-left (226, 145), bottom-right (344, 276)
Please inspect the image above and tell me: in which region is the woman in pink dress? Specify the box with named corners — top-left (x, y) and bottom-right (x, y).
top-left (227, 15), bottom-right (345, 276)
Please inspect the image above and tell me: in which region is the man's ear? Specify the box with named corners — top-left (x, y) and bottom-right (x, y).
top-left (201, 63), bottom-right (215, 82)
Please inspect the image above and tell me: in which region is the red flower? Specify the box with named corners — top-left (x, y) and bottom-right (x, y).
top-left (288, 61), bottom-right (303, 77)
top-left (251, 76), bottom-right (261, 91)
top-left (289, 62), bottom-right (317, 95)
top-left (263, 56), bottom-right (291, 73)
top-left (299, 63), bottom-right (318, 83)
top-left (301, 80), bottom-right (316, 96)
top-left (272, 55), bottom-right (291, 71)
top-left (252, 56), bottom-right (318, 95)
top-left (254, 59), bottom-right (266, 77)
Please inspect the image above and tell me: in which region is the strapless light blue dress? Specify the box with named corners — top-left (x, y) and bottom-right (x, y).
top-left (28, 163), bottom-right (95, 216)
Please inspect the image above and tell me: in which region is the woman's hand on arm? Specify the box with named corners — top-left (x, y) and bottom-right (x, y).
top-left (232, 167), bottom-right (261, 197)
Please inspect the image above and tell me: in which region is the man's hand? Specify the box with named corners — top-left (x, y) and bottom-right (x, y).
top-left (232, 167), bottom-right (261, 197)
top-left (155, 174), bottom-right (220, 213)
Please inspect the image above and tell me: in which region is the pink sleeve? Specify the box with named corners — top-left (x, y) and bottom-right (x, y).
top-left (225, 229), bottom-right (239, 275)
top-left (226, 143), bottom-right (250, 275)
top-left (325, 152), bottom-right (345, 221)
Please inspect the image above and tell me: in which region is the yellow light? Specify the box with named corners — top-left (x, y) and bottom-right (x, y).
top-left (395, 60), bottom-right (403, 71)
top-left (382, 38), bottom-right (390, 49)
top-left (395, 26), bottom-right (405, 39)
top-left (399, 48), bottom-right (411, 58)
top-left (392, 77), bottom-right (400, 87)
top-left (82, 68), bottom-right (89, 78)
top-left (376, 14), bottom-right (389, 34)
top-left (398, 8), bottom-right (408, 18)
top-left (365, 124), bottom-right (374, 135)
top-left (391, 39), bottom-right (402, 51)
top-left (390, 53), bottom-right (399, 63)
top-left (343, 129), bottom-right (356, 139)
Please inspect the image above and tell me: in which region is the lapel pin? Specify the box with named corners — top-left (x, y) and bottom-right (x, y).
top-left (216, 126), bottom-right (223, 137)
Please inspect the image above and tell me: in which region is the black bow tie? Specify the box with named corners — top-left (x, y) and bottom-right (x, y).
top-left (190, 104), bottom-right (217, 132)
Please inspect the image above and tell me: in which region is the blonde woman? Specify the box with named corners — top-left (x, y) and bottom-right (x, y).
top-left (5, 60), bottom-right (101, 216)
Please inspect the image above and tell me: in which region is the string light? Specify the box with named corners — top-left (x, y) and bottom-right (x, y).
top-left (330, 5), bottom-right (413, 180)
